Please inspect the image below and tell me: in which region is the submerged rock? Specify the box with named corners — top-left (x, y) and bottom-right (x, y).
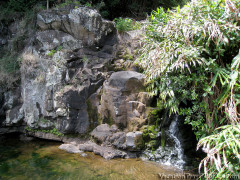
top-left (59, 144), bottom-right (83, 154)
top-left (59, 140), bottom-right (137, 160)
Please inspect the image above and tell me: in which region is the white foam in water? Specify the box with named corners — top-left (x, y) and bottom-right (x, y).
top-left (165, 115), bottom-right (185, 168)
top-left (141, 115), bottom-right (186, 169)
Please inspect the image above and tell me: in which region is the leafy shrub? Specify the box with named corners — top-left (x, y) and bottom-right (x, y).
top-left (84, 2), bottom-right (92, 7)
top-left (137, 0), bottom-right (240, 138)
top-left (114, 17), bottom-right (142, 32)
top-left (114, 18), bottom-right (134, 32)
top-left (7, 0), bottom-right (38, 12)
top-left (136, 0), bottom-right (240, 178)
top-left (197, 124), bottom-right (240, 179)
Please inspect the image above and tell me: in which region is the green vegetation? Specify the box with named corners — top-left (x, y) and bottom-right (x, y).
top-left (197, 124), bottom-right (240, 179)
top-left (114, 18), bottom-right (139, 32)
top-left (48, 46), bottom-right (62, 57)
top-left (55, 0), bottom-right (187, 19)
top-left (25, 126), bottom-right (64, 137)
top-left (0, 0), bottom-right (43, 89)
top-left (142, 109), bottom-right (162, 150)
top-left (136, 0), bottom-right (240, 178)
top-left (55, 0), bottom-right (81, 8)
top-left (0, 51), bottom-right (20, 88)
top-left (48, 50), bottom-right (57, 57)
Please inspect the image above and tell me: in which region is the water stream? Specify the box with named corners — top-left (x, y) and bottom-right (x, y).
top-left (142, 115), bottom-right (186, 169)
top-left (165, 115), bottom-right (185, 168)
top-left (0, 134), bottom-right (185, 180)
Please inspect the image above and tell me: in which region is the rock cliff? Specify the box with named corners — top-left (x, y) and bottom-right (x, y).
top-left (0, 6), bottom-right (151, 158)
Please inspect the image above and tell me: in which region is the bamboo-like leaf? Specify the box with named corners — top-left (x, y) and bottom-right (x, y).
top-left (216, 86), bottom-right (231, 108)
top-left (223, 149), bottom-right (229, 168)
top-left (231, 50), bottom-right (240, 70)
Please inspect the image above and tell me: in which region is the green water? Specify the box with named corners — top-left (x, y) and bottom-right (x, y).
top-left (0, 135), bottom-right (184, 180)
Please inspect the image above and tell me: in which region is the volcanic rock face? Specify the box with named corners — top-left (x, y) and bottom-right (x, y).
top-left (37, 7), bottom-right (114, 46)
top-left (0, 6), bottom-right (152, 157)
top-left (20, 6), bottom-right (117, 134)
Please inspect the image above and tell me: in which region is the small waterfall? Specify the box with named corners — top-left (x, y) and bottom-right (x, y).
top-left (142, 115), bottom-right (186, 169)
top-left (165, 115), bottom-right (185, 168)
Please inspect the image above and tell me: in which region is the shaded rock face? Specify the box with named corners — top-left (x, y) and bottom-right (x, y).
top-left (0, 90), bottom-right (5, 126)
top-left (0, 88), bottom-right (25, 134)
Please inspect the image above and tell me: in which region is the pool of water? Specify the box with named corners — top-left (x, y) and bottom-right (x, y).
top-left (0, 135), bottom-right (185, 180)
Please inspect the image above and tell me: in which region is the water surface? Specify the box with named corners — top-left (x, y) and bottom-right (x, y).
top-left (0, 135), bottom-right (184, 180)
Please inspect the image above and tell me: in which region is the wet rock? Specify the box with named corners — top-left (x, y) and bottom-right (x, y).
top-left (108, 71), bottom-right (144, 92)
top-left (0, 126), bottom-right (25, 135)
top-left (19, 134), bottom-right (35, 141)
top-left (111, 132), bottom-right (126, 149)
top-left (19, 3), bottom-right (117, 134)
top-left (59, 144), bottom-right (83, 154)
top-left (1, 88), bottom-right (23, 128)
top-left (27, 131), bottom-right (64, 141)
top-left (36, 30), bottom-right (83, 51)
top-left (78, 141), bottom-right (135, 160)
top-left (3, 88), bottom-right (22, 110)
top-left (78, 141), bottom-right (96, 152)
top-left (93, 145), bottom-right (127, 160)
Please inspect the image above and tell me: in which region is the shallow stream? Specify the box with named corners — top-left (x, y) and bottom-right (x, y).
top-left (0, 135), bottom-right (192, 180)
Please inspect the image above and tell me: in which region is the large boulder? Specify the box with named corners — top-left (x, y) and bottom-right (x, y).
top-left (98, 71), bottom-right (151, 130)
top-left (90, 124), bottom-right (144, 151)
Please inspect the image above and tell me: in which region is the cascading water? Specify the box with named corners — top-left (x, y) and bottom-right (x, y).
top-left (166, 115), bottom-right (185, 168)
top-left (142, 115), bottom-right (186, 169)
